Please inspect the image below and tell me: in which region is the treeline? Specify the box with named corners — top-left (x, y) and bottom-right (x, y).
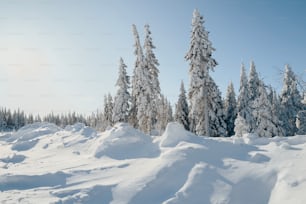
top-left (0, 109), bottom-right (88, 131)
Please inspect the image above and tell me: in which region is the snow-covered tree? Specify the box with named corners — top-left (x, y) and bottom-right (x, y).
top-left (129, 24), bottom-right (145, 128)
top-left (174, 81), bottom-right (189, 130)
top-left (252, 81), bottom-right (278, 137)
top-left (296, 95), bottom-right (306, 135)
top-left (280, 65), bottom-right (302, 136)
top-left (112, 58), bottom-right (130, 123)
top-left (224, 81), bottom-right (237, 136)
top-left (268, 87), bottom-right (285, 136)
top-left (207, 78), bottom-right (227, 137)
top-left (156, 95), bottom-right (173, 134)
top-left (143, 24), bottom-right (161, 132)
top-left (185, 9), bottom-right (220, 136)
top-left (129, 24), bottom-right (153, 134)
top-left (234, 113), bottom-right (250, 137)
top-left (236, 63), bottom-right (251, 121)
top-left (103, 93), bottom-right (114, 128)
top-left (247, 61), bottom-right (260, 133)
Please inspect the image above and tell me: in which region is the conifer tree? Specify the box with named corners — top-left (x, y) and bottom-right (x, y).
top-left (129, 24), bottom-right (145, 128)
top-left (224, 81), bottom-right (237, 136)
top-left (174, 81), bottom-right (190, 130)
top-left (280, 65), bottom-right (302, 136)
top-left (247, 61), bottom-right (260, 133)
top-left (143, 24), bottom-right (161, 131)
top-left (252, 81), bottom-right (277, 137)
top-left (185, 9), bottom-right (219, 136)
top-left (112, 58), bottom-right (130, 123)
top-left (103, 93), bottom-right (114, 128)
top-left (129, 24), bottom-right (152, 133)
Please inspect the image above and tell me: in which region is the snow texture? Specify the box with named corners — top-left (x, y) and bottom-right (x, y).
top-left (1, 122), bottom-right (306, 203)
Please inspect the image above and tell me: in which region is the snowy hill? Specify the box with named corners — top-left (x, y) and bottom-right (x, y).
top-left (1, 122), bottom-right (306, 204)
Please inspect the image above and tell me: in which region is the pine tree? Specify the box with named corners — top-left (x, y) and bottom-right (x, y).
top-left (186, 9), bottom-right (219, 136)
top-left (112, 58), bottom-right (130, 123)
top-left (129, 24), bottom-right (152, 133)
top-left (234, 113), bottom-right (250, 137)
top-left (247, 61), bottom-right (260, 133)
top-left (129, 24), bottom-right (145, 128)
top-left (144, 24), bottom-right (161, 131)
top-left (280, 65), bottom-right (302, 136)
top-left (103, 93), bottom-right (114, 128)
top-left (174, 81), bottom-right (190, 130)
top-left (224, 81), bottom-right (237, 136)
top-left (268, 87), bottom-right (285, 136)
top-left (252, 81), bottom-right (278, 137)
top-left (207, 77), bottom-right (227, 137)
top-left (236, 63), bottom-right (251, 122)
top-left (297, 94), bottom-right (306, 135)
top-left (156, 95), bottom-right (173, 134)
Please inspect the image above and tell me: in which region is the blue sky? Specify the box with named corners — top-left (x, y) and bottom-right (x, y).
top-left (0, 0), bottom-right (305, 115)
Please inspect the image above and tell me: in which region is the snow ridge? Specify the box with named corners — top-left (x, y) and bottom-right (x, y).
top-left (0, 122), bottom-right (306, 203)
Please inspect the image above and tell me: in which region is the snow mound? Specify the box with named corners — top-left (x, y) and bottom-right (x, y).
top-left (160, 122), bottom-right (200, 147)
top-left (7, 122), bottom-right (62, 143)
top-left (65, 123), bottom-right (97, 138)
top-left (94, 123), bottom-right (160, 159)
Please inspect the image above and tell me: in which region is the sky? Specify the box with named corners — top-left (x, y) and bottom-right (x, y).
top-left (0, 0), bottom-right (305, 116)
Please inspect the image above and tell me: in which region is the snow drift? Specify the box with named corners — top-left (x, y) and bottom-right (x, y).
top-left (1, 122), bottom-right (306, 204)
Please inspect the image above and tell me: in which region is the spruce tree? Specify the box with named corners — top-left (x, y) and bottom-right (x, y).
top-left (280, 65), bottom-right (302, 136)
top-left (129, 24), bottom-right (145, 128)
top-left (185, 9), bottom-right (219, 136)
top-left (252, 81), bottom-right (277, 137)
top-left (103, 93), bottom-right (114, 128)
top-left (224, 81), bottom-right (237, 136)
top-left (174, 81), bottom-right (190, 130)
top-left (247, 61), bottom-right (260, 133)
top-left (143, 24), bottom-right (161, 131)
top-left (112, 58), bottom-right (130, 123)
top-left (236, 63), bottom-right (251, 122)
top-left (130, 24), bottom-right (153, 134)
top-left (297, 95), bottom-right (306, 135)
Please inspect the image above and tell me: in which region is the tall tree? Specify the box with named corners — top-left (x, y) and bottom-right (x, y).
top-left (130, 24), bottom-right (153, 133)
top-left (252, 81), bottom-right (278, 137)
top-left (247, 61), bottom-right (261, 133)
top-left (129, 24), bottom-right (145, 128)
top-left (224, 81), bottom-right (237, 136)
top-left (143, 24), bottom-right (161, 131)
top-left (112, 58), bottom-right (130, 123)
top-left (185, 9), bottom-right (219, 136)
top-left (236, 63), bottom-right (251, 122)
top-left (280, 65), bottom-right (302, 136)
top-left (174, 81), bottom-right (190, 130)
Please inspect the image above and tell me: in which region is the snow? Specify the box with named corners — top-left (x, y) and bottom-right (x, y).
top-left (1, 122), bottom-right (306, 203)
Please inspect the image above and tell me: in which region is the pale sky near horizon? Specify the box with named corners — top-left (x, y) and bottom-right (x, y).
top-left (0, 0), bottom-right (305, 116)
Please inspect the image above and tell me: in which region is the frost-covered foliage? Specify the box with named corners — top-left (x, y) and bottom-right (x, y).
top-left (280, 65), bottom-right (302, 136)
top-left (130, 24), bottom-right (152, 133)
top-left (252, 81), bottom-right (278, 137)
top-left (236, 64), bottom-right (251, 122)
top-left (234, 113), bottom-right (250, 137)
top-left (174, 81), bottom-right (190, 130)
top-left (224, 82), bottom-right (237, 136)
top-left (186, 9), bottom-right (224, 137)
top-left (143, 24), bottom-right (161, 132)
top-left (156, 95), bottom-right (173, 134)
top-left (247, 61), bottom-right (261, 133)
top-left (103, 94), bottom-right (114, 128)
top-left (112, 58), bottom-right (131, 123)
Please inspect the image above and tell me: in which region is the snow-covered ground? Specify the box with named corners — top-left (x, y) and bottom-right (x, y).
top-left (1, 122), bottom-right (306, 204)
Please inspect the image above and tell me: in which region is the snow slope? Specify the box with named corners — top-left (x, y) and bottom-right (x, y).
top-left (1, 122), bottom-right (306, 204)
